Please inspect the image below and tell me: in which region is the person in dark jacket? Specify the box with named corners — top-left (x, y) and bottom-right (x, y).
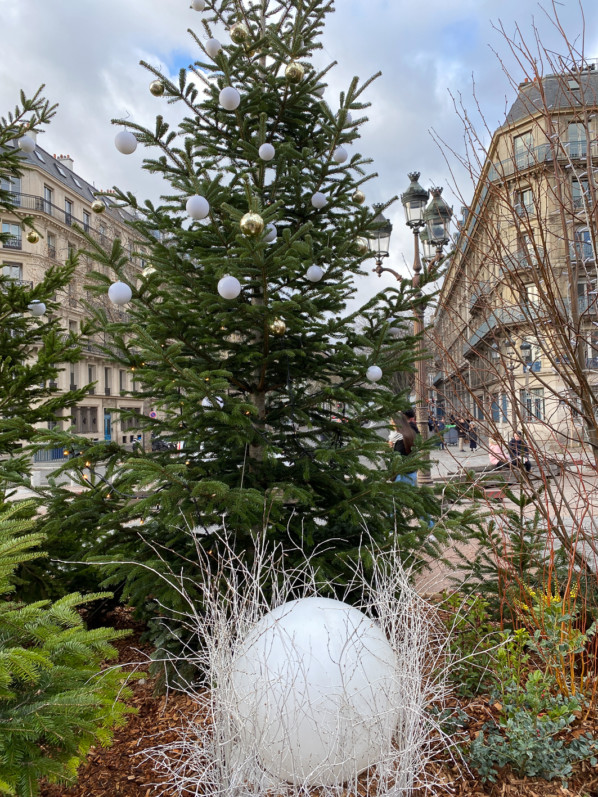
top-left (469, 421), bottom-right (478, 451)
top-left (508, 431), bottom-right (531, 472)
top-left (456, 417), bottom-right (470, 452)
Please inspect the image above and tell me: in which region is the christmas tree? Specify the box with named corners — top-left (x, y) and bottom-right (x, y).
top-left (41, 1), bottom-right (460, 651)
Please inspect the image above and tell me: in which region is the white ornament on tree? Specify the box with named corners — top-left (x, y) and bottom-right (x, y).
top-left (108, 281), bottom-right (133, 306)
top-left (18, 135), bottom-right (35, 153)
top-left (333, 146), bottom-right (348, 164)
top-left (366, 365), bottom-right (383, 382)
top-left (28, 300), bottom-right (46, 316)
top-left (218, 275), bottom-right (241, 300)
top-left (205, 38), bottom-right (221, 58)
top-left (264, 223), bottom-right (277, 243)
top-left (315, 84), bottom-right (326, 97)
top-left (389, 326), bottom-right (401, 339)
top-left (258, 143), bottom-right (275, 162)
top-left (114, 130), bottom-right (137, 155)
top-left (219, 87), bottom-right (241, 111)
top-left (186, 194), bottom-right (210, 220)
top-left (306, 265), bottom-right (324, 282)
top-left (191, 0), bottom-right (205, 9)
top-left (229, 597), bottom-right (398, 787)
top-left (202, 396), bottom-right (224, 409)
top-left (311, 191), bottom-right (327, 209)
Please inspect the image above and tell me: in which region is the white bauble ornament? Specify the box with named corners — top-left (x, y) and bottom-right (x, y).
top-left (186, 194), bottom-right (210, 220)
top-left (311, 191), bottom-right (327, 209)
top-left (114, 130), bottom-right (137, 155)
top-left (191, 0), bottom-right (205, 9)
top-left (366, 365), bottom-right (383, 382)
top-left (315, 84), bottom-right (326, 98)
top-left (28, 300), bottom-right (46, 316)
top-left (219, 86), bottom-right (241, 111)
top-left (306, 265), bottom-right (324, 282)
top-left (218, 275), bottom-right (241, 299)
top-left (344, 111), bottom-right (353, 125)
top-left (18, 135), bottom-right (35, 153)
top-left (108, 281), bottom-right (132, 306)
top-left (333, 146), bottom-right (348, 164)
top-left (389, 326), bottom-right (401, 339)
top-left (205, 38), bottom-right (221, 58)
top-left (202, 395), bottom-right (224, 409)
top-left (264, 223), bottom-right (277, 243)
top-left (229, 597), bottom-right (398, 786)
top-left (258, 142), bottom-right (275, 161)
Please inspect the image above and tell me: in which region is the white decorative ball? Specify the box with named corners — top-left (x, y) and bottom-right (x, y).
top-left (191, 0), bottom-right (205, 9)
top-left (18, 135), bottom-right (35, 153)
top-left (264, 223), bottom-right (277, 243)
top-left (311, 191), bottom-right (327, 209)
top-left (315, 84), bottom-right (326, 98)
top-left (108, 281), bottom-right (132, 306)
top-left (366, 365), bottom-right (383, 382)
top-left (229, 597), bottom-right (398, 786)
top-left (219, 86), bottom-right (241, 111)
top-left (186, 194), bottom-right (210, 220)
top-left (258, 142), bottom-right (275, 162)
top-left (202, 395), bottom-right (224, 409)
top-left (28, 300), bottom-right (46, 316)
top-left (114, 130), bottom-right (137, 155)
top-left (306, 265), bottom-right (324, 282)
top-left (333, 146), bottom-right (348, 164)
top-left (218, 275), bottom-right (241, 300)
top-left (205, 38), bottom-right (221, 58)
top-left (389, 327), bottom-right (401, 339)
top-left (345, 111), bottom-right (353, 125)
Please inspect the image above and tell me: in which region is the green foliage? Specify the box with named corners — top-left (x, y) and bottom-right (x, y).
top-left (0, 503), bottom-right (135, 797)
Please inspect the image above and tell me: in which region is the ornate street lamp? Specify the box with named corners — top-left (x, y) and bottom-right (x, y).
top-left (367, 204), bottom-right (395, 277)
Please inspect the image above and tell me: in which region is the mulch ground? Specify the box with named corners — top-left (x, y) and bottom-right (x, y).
top-left (39, 609), bottom-right (598, 797)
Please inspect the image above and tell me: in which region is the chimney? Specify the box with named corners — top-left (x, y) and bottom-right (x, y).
top-left (57, 154), bottom-right (74, 170)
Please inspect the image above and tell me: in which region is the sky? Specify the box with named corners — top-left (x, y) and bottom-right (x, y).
top-left (1, 0), bottom-right (597, 306)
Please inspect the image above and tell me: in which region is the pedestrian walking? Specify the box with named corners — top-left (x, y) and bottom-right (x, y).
top-left (435, 418), bottom-right (446, 449)
top-left (456, 417), bottom-right (470, 452)
top-left (390, 410), bottom-right (419, 486)
top-left (469, 421), bottom-right (478, 451)
top-left (508, 430), bottom-right (532, 472)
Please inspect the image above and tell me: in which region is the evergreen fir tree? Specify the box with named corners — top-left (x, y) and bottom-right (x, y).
top-left (40, 1), bottom-right (465, 652)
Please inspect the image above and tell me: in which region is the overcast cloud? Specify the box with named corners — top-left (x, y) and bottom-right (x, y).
top-left (1, 0), bottom-right (597, 306)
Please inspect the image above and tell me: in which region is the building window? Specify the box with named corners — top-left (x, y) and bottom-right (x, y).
top-left (119, 369), bottom-right (127, 392)
top-left (121, 408), bottom-right (141, 432)
top-left (43, 185), bottom-right (53, 215)
top-left (104, 367), bottom-right (111, 395)
top-left (2, 222), bottom-right (21, 249)
top-left (0, 176), bottom-right (21, 206)
top-left (572, 177), bottom-right (589, 210)
top-left (587, 331), bottom-right (598, 369)
top-left (513, 131), bottom-right (533, 168)
top-left (74, 406), bottom-right (98, 434)
top-left (1, 262), bottom-right (22, 281)
top-left (46, 232), bottom-right (56, 259)
top-left (521, 388), bottom-right (545, 421)
top-left (572, 227), bottom-right (594, 262)
top-left (65, 198), bottom-right (73, 226)
top-left (69, 364), bottom-right (77, 390)
top-left (491, 393), bottom-right (509, 423)
top-left (88, 365), bottom-right (96, 394)
top-left (568, 122), bottom-right (587, 159)
top-left (83, 210), bottom-right (90, 232)
top-left (514, 187), bottom-right (534, 216)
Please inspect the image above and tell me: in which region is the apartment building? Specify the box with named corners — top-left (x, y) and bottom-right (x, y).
top-left (1, 134), bottom-right (147, 455)
top-left (433, 64), bottom-right (598, 445)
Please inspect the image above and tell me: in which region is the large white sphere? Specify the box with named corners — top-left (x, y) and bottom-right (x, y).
top-left (108, 281), bottom-right (132, 306)
top-left (366, 365), bottom-right (383, 383)
top-left (28, 300), bottom-right (46, 316)
top-left (311, 191), bottom-right (327, 209)
top-left (205, 38), bottom-right (221, 58)
top-left (229, 597), bottom-right (398, 786)
top-left (18, 135), bottom-right (35, 153)
top-left (202, 395), bottom-right (224, 409)
top-left (315, 84), bottom-right (326, 98)
top-left (191, 0), bottom-right (205, 9)
top-left (333, 146), bottom-right (348, 164)
top-left (264, 223), bottom-right (277, 243)
top-left (219, 86), bottom-right (241, 111)
top-left (114, 130), bottom-right (137, 155)
top-left (186, 194), bottom-right (210, 220)
top-left (306, 265), bottom-right (324, 282)
top-left (218, 275), bottom-right (241, 300)
top-left (258, 143), bottom-right (275, 162)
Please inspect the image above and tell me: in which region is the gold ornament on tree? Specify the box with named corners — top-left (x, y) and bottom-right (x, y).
top-left (353, 189), bottom-right (366, 205)
top-left (285, 61), bottom-right (305, 84)
top-left (269, 318), bottom-right (286, 336)
top-left (149, 80), bottom-right (165, 96)
top-left (91, 200), bottom-right (105, 214)
top-left (26, 230), bottom-right (40, 244)
top-left (230, 22), bottom-right (250, 44)
top-left (240, 212), bottom-right (265, 237)
top-left (355, 237), bottom-right (368, 255)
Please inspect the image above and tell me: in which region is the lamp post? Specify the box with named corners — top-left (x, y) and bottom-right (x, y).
top-left (520, 340), bottom-right (532, 421)
top-left (369, 203), bottom-right (396, 277)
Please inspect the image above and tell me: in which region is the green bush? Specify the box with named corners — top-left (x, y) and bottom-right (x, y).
top-left (0, 503), bottom-right (136, 796)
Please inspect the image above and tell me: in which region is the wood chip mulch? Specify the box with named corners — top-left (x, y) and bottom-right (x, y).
top-left (39, 609), bottom-right (598, 797)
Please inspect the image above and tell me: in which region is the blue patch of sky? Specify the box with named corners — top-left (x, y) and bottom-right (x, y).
top-left (163, 48), bottom-right (210, 76)
top-left (440, 18), bottom-right (480, 58)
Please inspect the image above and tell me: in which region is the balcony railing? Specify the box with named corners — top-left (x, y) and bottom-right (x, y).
top-left (488, 140), bottom-right (598, 182)
top-left (3, 237), bottom-right (21, 250)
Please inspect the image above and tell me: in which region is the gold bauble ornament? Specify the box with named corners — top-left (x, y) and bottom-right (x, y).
top-left (269, 318), bottom-right (286, 336)
top-left (149, 79), bottom-right (165, 96)
top-left (230, 22), bottom-right (250, 44)
top-left (240, 211), bottom-right (265, 237)
top-left (91, 200), bottom-right (105, 214)
top-left (26, 230), bottom-right (40, 244)
top-left (355, 237), bottom-right (369, 255)
top-left (285, 60), bottom-right (305, 84)
top-left (353, 189), bottom-right (366, 205)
